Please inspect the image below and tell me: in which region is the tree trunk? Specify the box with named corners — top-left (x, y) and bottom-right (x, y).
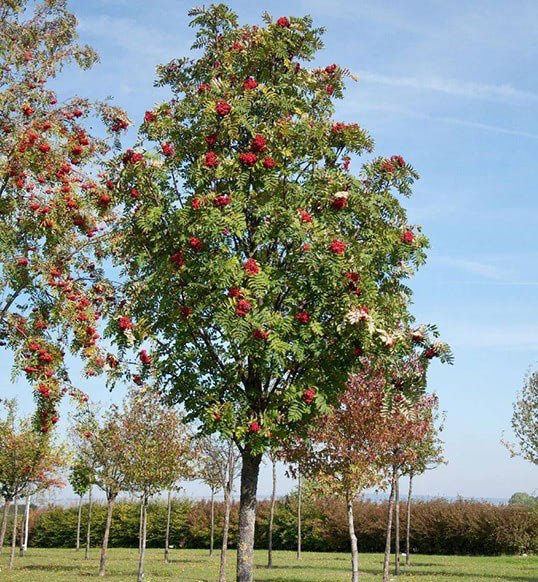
top-left (346, 493), bottom-right (359, 582)
top-left (296, 465), bottom-right (302, 561)
top-left (164, 489), bottom-right (172, 563)
top-left (19, 494), bottom-right (30, 555)
top-left (8, 496), bottom-right (18, 569)
top-left (138, 497), bottom-right (144, 552)
top-left (209, 487), bottom-right (215, 557)
top-left (137, 494), bottom-right (148, 582)
top-left (405, 473), bottom-right (413, 567)
top-left (219, 441), bottom-right (236, 582)
top-left (382, 469), bottom-right (397, 582)
top-left (236, 446), bottom-right (262, 582)
top-left (99, 494), bottom-right (116, 576)
top-left (0, 497), bottom-right (12, 552)
top-left (76, 494), bottom-right (83, 551)
top-left (267, 457), bottom-right (277, 569)
top-left (85, 485), bottom-right (93, 560)
top-left (394, 471), bottom-right (400, 576)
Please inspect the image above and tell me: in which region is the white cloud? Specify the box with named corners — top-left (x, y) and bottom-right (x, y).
top-left (433, 257), bottom-right (511, 282)
top-left (78, 15), bottom-right (183, 62)
top-left (347, 102), bottom-right (538, 140)
top-left (359, 71), bottom-right (538, 104)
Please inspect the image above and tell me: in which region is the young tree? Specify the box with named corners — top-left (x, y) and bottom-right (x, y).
top-left (72, 404), bottom-right (128, 577)
top-left (68, 456), bottom-right (92, 552)
top-left (105, 7), bottom-right (450, 580)
top-left (0, 0), bottom-right (128, 432)
top-left (199, 434), bottom-right (240, 582)
top-left (266, 453), bottom-right (277, 569)
top-left (280, 364), bottom-right (394, 582)
top-left (503, 370), bottom-right (538, 467)
top-left (401, 399), bottom-right (445, 567)
top-left (0, 400), bottom-right (65, 568)
top-left (120, 387), bottom-right (194, 582)
top-left (380, 394), bottom-right (437, 582)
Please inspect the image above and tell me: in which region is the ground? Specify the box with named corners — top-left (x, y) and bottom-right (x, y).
top-left (0, 548), bottom-right (536, 581)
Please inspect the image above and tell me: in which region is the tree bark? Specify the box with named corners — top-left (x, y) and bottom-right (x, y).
top-left (137, 494), bottom-right (148, 582)
top-left (296, 465), bottom-right (302, 561)
top-left (85, 485), bottom-right (93, 560)
top-left (405, 473), bottom-right (413, 567)
top-left (19, 494), bottom-right (30, 555)
top-left (394, 471), bottom-right (400, 576)
top-left (236, 446), bottom-right (262, 582)
top-left (164, 489), bottom-right (172, 563)
top-left (76, 494), bottom-right (83, 551)
top-left (219, 442), bottom-right (235, 582)
top-left (382, 469), bottom-right (397, 582)
top-left (99, 494), bottom-right (116, 576)
top-left (347, 493), bottom-right (359, 582)
top-left (267, 457), bottom-right (277, 569)
top-left (209, 487), bottom-right (215, 557)
top-left (0, 497), bottom-right (12, 552)
top-left (138, 497), bottom-right (143, 552)
top-left (8, 496), bottom-right (18, 569)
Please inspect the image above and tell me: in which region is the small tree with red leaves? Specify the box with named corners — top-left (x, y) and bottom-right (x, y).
top-left (0, 399), bottom-right (65, 568)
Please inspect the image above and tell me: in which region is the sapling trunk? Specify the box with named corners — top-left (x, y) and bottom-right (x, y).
top-left (297, 466), bottom-right (302, 561)
top-left (99, 494), bottom-right (116, 576)
top-left (382, 469), bottom-right (397, 582)
top-left (0, 497), bottom-right (11, 552)
top-left (394, 472), bottom-right (400, 576)
top-left (209, 487), bottom-right (215, 557)
top-left (219, 441), bottom-right (236, 582)
top-left (8, 496), bottom-right (18, 569)
top-left (347, 493), bottom-right (359, 582)
top-left (76, 494), bottom-right (83, 551)
top-left (19, 494), bottom-right (30, 555)
top-left (137, 494), bottom-right (148, 582)
top-left (236, 447), bottom-right (262, 582)
top-left (405, 473), bottom-right (413, 566)
top-left (267, 457), bottom-right (277, 569)
top-left (164, 489), bottom-right (172, 563)
top-left (85, 486), bottom-right (93, 560)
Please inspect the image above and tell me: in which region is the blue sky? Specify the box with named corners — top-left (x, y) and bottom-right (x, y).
top-left (3, 0), bottom-right (537, 502)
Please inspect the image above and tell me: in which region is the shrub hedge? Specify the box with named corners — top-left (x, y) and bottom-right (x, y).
top-left (17, 496), bottom-right (538, 555)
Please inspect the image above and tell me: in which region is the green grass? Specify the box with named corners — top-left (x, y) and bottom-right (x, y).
top-left (0, 548), bottom-right (536, 581)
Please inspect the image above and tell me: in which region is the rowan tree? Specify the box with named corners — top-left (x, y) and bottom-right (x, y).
top-left (103, 6), bottom-right (450, 580)
top-left (0, 0), bottom-right (128, 431)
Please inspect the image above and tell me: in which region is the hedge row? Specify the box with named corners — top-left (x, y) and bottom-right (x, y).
top-left (19, 496), bottom-right (538, 555)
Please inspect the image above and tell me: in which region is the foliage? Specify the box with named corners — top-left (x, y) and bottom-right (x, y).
top-left (0, 399), bottom-right (65, 501)
top-left (509, 492), bottom-right (538, 509)
top-left (103, 4), bottom-right (451, 453)
top-left (27, 497), bottom-right (538, 555)
top-left (68, 456), bottom-right (92, 498)
top-left (198, 434), bottom-right (241, 492)
top-left (281, 360), bottom-right (439, 500)
top-left (0, 0), bottom-right (128, 431)
top-left (503, 370), bottom-right (538, 466)
top-left (118, 387), bottom-right (196, 497)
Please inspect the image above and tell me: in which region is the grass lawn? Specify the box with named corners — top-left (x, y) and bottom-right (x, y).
top-left (0, 548), bottom-right (536, 581)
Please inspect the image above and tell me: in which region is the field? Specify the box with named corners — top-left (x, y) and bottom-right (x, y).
top-left (0, 548), bottom-right (536, 581)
